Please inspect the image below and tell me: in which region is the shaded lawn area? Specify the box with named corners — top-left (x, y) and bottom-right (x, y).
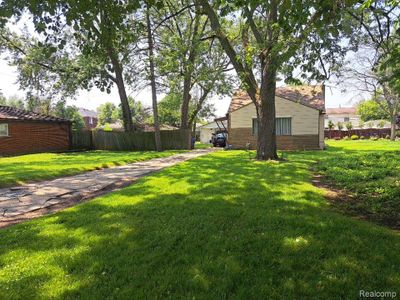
top-left (0, 150), bottom-right (399, 299)
top-left (312, 140), bottom-right (400, 228)
top-left (0, 150), bottom-right (183, 188)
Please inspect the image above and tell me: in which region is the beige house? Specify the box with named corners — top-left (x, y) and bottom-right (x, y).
top-left (324, 107), bottom-right (360, 128)
top-left (226, 85), bottom-right (325, 150)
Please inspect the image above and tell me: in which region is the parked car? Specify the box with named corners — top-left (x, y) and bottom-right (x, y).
top-left (211, 133), bottom-right (227, 147)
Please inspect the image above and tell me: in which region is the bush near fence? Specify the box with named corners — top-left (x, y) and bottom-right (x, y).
top-left (325, 128), bottom-right (391, 139)
top-left (71, 129), bottom-right (191, 151)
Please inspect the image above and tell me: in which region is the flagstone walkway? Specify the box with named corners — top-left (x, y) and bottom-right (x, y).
top-left (0, 148), bottom-right (216, 227)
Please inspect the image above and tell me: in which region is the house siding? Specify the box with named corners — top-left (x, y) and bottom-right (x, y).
top-left (0, 121), bottom-right (71, 155)
top-left (228, 96), bottom-right (324, 150)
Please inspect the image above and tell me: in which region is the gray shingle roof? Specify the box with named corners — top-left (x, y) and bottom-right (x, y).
top-left (0, 106), bottom-right (71, 123)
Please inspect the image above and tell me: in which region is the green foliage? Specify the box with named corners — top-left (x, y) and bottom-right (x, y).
top-left (350, 135), bottom-right (359, 140)
top-left (157, 94), bottom-right (181, 127)
top-left (337, 122), bottom-right (343, 131)
top-left (345, 122), bottom-right (353, 131)
top-left (327, 120), bottom-right (334, 130)
top-left (113, 97), bottom-right (151, 126)
top-left (357, 99), bottom-right (389, 121)
top-left (97, 102), bottom-right (117, 126)
top-left (53, 101), bottom-right (85, 131)
top-left (0, 94), bottom-right (24, 109)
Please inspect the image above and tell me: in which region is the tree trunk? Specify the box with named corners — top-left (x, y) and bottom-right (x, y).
top-left (146, 6), bottom-right (162, 151)
top-left (180, 11), bottom-right (201, 130)
top-left (257, 58), bottom-right (278, 160)
top-left (107, 47), bottom-right (134, 132)
top-left (181, 73), bottom-right (191, 129)
top-left (390, 114), bottom-right (397, 141)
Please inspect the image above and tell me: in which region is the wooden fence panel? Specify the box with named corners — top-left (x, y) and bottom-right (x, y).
top-left (92, 129), bottom-right (191, 151)
top-left (71, 130), bottom-right (92, 150)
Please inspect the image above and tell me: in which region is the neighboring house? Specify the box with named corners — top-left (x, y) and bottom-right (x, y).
top-left (198, 120), bottom-right (228, 144)
top-left (324, 107), bottom-right (360, 128)
top-left (0, 106), bottom-right (71, 155)
top-left (226, 85), bottom-right (325, 150)
top-left (78, 108), bottom-right (98, 129)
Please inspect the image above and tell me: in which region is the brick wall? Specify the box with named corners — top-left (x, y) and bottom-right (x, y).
top-left (228, 128), bottom-right (320, 150)
top-left (0, 121), bottom-right (71, 155)
top-left (83, 117), bottom-right (98, 129)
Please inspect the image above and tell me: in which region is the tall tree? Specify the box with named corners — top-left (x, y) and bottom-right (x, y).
top-left (197, 0), bottom-right (352, 159)
top-left (146, 3), bottom-right (162, 151)
top-left (0, 0), bottom-right (142, 131)
top-left (155, 0), bottom-right (234, 130)
top-left (346, 0), bottom-right (400, 139)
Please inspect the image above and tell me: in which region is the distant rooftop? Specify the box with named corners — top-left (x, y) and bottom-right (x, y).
top-left (326, 107), bottom-right (357, 115)
top-left (0, 106), bottom-right (70, 123)
top-left (78, 108), bottom-right (97, 118)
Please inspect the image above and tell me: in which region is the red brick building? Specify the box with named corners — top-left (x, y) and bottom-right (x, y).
top-left (0, 106), bottom-right (72, 156)
top-left (78, 108), bottom-right (98, 129)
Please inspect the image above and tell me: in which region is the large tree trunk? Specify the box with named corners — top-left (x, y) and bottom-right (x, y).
top-left (146, 6), bottom-right (162, 151)
top-left (258, 58), bottom-right (278, 160)
top-left (181, 74), bottom-right (191, 129)
top-left (107, 47), bottom-right (134, 132)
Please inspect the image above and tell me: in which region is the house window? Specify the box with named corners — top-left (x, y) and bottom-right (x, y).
top-left (252, 117), bottom-right (292, 136)
top-left (344, 117), bottom-right (350, 122)
top-left (276, 117), bottom-right (292, 135)
top-left (89, 117), bottom-right (93, 125)
top-left (0, 124), bottom-right (9, 137)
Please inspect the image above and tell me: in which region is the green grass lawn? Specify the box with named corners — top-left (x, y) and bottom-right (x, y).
top-left (0, 150), bottom-right (183, 188)
top-left (0, 142), bottom-right (399, 299)
top-left (313, 140), bottom-right (400, 228)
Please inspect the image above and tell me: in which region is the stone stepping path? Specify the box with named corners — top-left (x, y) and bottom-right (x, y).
top-left (0, 148), bottom-right (216, 227)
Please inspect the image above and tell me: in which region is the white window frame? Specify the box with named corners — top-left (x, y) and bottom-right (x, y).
top-left (0, 123), bottom-right (9, 137)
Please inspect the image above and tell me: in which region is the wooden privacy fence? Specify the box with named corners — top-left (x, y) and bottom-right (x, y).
top-left (325, 128), bottom-right (391, 139)
top-left (71, 130), bottom-right (93, 150)
top-left (71, 129), bottom-right (191, 151)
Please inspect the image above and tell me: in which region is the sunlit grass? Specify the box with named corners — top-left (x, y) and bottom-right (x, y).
top-left (0, 148), bottom-right (399, 299)
top-left (0, 150), bottom-right (183, 188)
top-left (312, 140), bottom-right (400, 227)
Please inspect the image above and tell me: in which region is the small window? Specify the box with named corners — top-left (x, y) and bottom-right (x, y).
top-left (252, 117), bottom-right (292, 136)
top-left (0, 124), bottom-right (9, 137)
top-left (252, 118), bottom-right (259, 136)
top-left (344, 117), bottom-right (350, 122)
top-left (276, 117), bottom-right (292, 135)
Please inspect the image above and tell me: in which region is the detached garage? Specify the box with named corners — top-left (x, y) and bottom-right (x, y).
top-left (0, 106), bottom-right (72, 156)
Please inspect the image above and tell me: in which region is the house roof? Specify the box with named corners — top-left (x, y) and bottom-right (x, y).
top-left (0, 106), bottom-right (71, 123)
top-left (78, 108), bottom-right (98, 118)
top-left (228, 85), bottom-right (325, 113)
top-left (325, 107), bottom-right (357, 115)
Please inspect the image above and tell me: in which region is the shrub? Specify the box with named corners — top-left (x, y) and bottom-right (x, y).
top-left (351, 135), bottom-right (359, 140)
top-left (343, 136), bottom-right (350, 140)
top-left (360, 136), bottom-right (365, 140)
top-left (385, 135), bottom-right (390, 139)
top-left (371, 136), bottom-right (379, 141)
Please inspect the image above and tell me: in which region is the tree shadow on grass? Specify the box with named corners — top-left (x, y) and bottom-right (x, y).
top-left (0, 151), bottom-right (399, 299)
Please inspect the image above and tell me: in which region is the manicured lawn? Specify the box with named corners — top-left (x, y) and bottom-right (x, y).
top-left (0, 150), bottom-right (183, 188)
top-left (314, 140), bottom-right (400, 228)
top-left (0, 146), bottom-right (399, 299)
